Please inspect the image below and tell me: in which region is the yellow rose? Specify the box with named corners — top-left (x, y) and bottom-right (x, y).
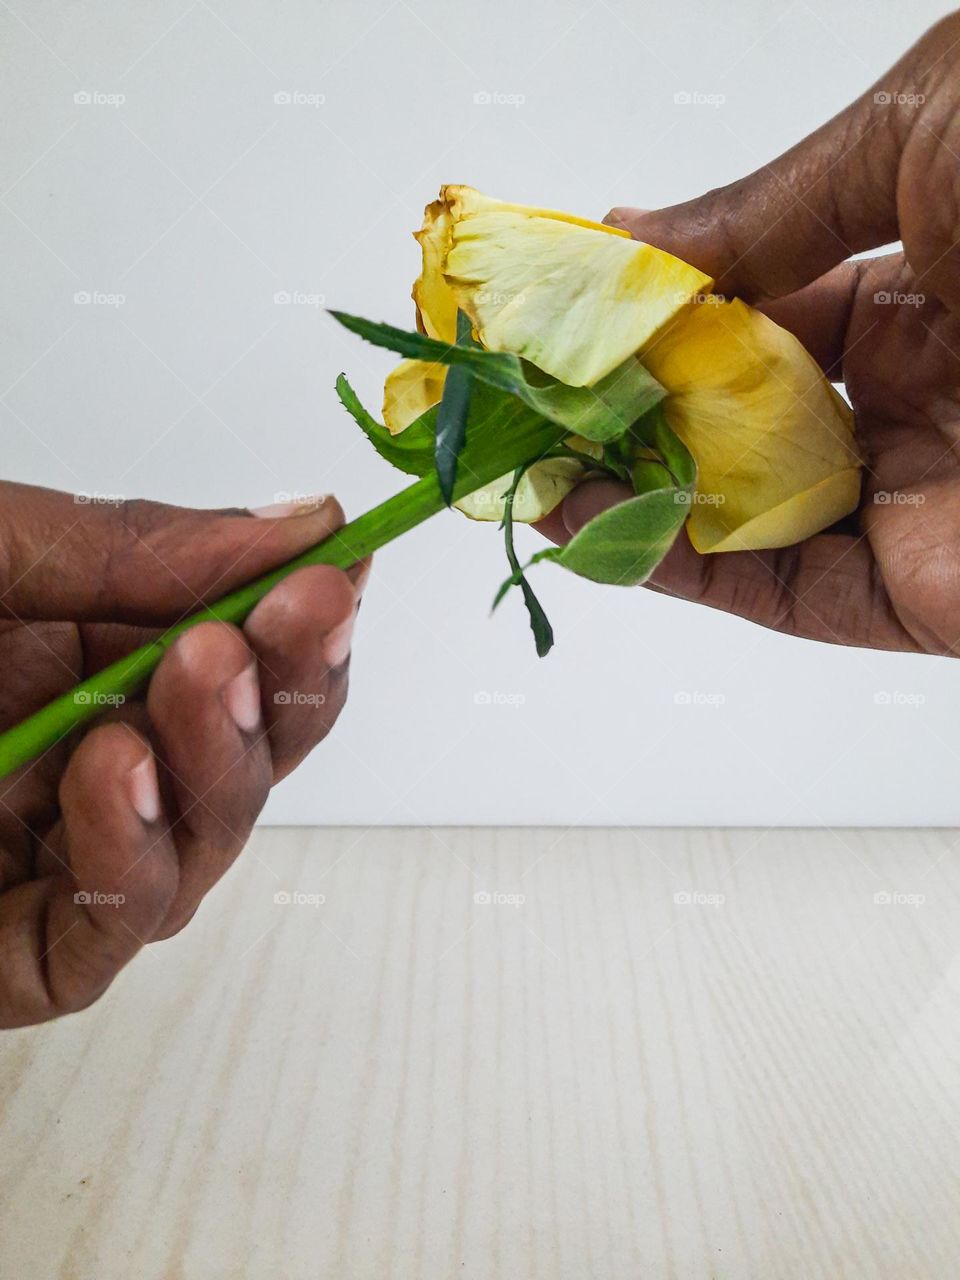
top-left (383, 185), bottom-right (860, 550)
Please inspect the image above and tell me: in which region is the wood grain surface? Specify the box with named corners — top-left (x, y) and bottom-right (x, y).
top-left (1, 826), bottom-right (958, 1279)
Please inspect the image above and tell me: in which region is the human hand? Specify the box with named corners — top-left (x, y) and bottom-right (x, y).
top-left (0, 484), bottom-right (366, 1027)
top-left (539, 12), bottom-right (960, 655)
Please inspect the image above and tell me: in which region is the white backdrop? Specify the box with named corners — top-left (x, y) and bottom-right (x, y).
top-left (2, 0), bottom-right (957, 826)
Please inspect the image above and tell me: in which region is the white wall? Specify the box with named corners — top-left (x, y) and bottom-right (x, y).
top-left (2, 0), bottom-right (956, 826)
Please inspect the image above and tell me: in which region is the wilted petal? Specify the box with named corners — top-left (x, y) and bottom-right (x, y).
top-left (409, 186), bottom-right (609, 346)
top-left (412, 199), bottom-right (458, 342)
top-left (457, 435), bottom-right (602, 523)
top-left (642, 299), bottom-right (860, 552)
top-left (456, 458), bottom-right (584, 523)
top-left (382, 358), bottom-right (446, 435)
top-left (408, 186), bottom-right (711, 388)
top-left (445, 210), bottom-right (712, 388)
top-left (441, 183), bottom-right (637, 232)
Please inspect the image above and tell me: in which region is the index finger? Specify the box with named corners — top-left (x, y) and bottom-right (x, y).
top-left (605, 14), bottom-right (960, 303)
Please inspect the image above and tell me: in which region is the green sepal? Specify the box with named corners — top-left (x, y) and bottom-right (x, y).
top-left (533, 489), bottom-right (686, 586)
top-left (631, 402), bottom-right (696, 489)
top-left (517, 407), bottom-right (697, 587)
top-left (630, 459), bottom-right (674, 492)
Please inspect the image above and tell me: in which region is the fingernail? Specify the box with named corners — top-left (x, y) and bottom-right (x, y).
top-left (128, 755), bottom-right (161, 825)
top-left (252, 494), bottom-right (330, 519)
top-left (322, 613), bottom-right (355, 668)
top-left (603, 206), bottom-right (649, 229)
top-left (223, 662), bottom-right (261, 732)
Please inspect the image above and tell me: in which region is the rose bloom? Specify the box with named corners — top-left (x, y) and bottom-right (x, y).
top-left (382, 186), bottom-right (860, 552)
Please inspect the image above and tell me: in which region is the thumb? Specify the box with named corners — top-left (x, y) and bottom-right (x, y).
top-left (534, 479), bottom-right (633, 548)
top-left (561, 479), bottom-right (633, 537)
top-left (0, 483), bottom-right (347, 624)
top-left (606, 13), bottom-right (960, 306)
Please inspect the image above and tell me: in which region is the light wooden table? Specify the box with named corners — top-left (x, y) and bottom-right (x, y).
top-left (1, 827), bottom-right (958, 1279)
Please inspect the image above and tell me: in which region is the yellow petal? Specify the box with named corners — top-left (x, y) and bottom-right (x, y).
top-left (410, 186), bottom-right (617, 346)
top-left (412, 199), bottom-right (459, 343)
top-left (382, 358), bottom-right (447, 435)
top-left (641, 299), bottom-right (860, 552)
top-left (456, 458), bottom-right (583, 523)
top-left (441, 184), bottom-right (634, 236)
top-left (456, 436), bottom-right (602, 523)
top-left (409, 185), bottom-right (712, 387)
top-left (702, 469), bottom-right (862, 552)
top-left (446, 211), bottom-right (712, 388)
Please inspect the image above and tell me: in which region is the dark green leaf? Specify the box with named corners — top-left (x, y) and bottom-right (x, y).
top-left (497, 464), bottom-right (554, 656)
top-left (519, 578), bottom-right (554, 657)
top-left (329, 310), bottom-right (665, 443)
top-left (435, 310), bottom-right (473, 505)
top-left (491, 567), bottom-right (522, 611)
top-left (335, 374), bottom-right (435, 476)
top-left (418, 381), bottom-right (568, 495)
top-left (449, 388), bottom-right (567, 502)
top-left (337, 372), bottom-right (573, 494)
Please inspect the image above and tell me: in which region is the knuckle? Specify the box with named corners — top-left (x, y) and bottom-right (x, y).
top-left (167, 619), bottom-right (251, 685)
top-left (915, 14), bottom-right (960, 78)
top-left (43, 935), bottom-right (117, 1017)
top-left (151, 903), bottom-right (198, 943)
top-left (41, 983), bottom-right (106, 1022)
top-left (99, 498), bottom-right (153, 600)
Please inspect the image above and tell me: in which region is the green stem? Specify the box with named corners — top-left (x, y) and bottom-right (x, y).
top-left (0, 414), bottom-right (567, 779)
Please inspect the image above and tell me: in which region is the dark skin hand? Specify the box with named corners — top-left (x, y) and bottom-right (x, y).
top-left (539, 11), bottom-right (960, 657)
top-left (0, 486), bottom-right (367, 1027)
top-left (7, 15), bottom-right (960, 1029)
